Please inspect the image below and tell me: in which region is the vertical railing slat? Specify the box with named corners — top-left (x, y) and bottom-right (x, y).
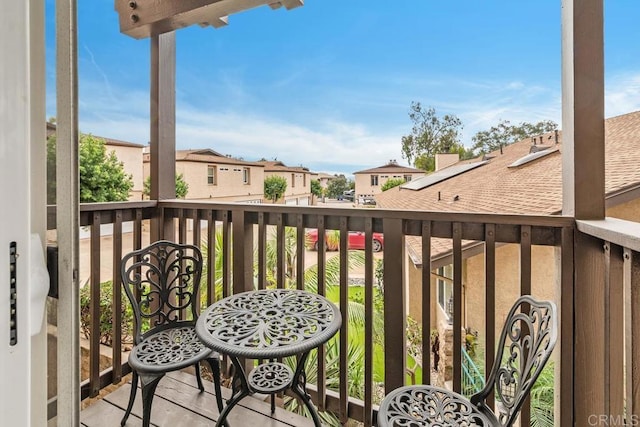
top-left (316, 215), bottom-right (327, 410)
top-left (222, 211), bottom-right (231, 298)
top-left (624, 248), bottom-right (640, 421)
top-left (296, 214), bottom-right (305, 291)
top-left (338, 217), bottom-right (349, 423)
top-left (276, 213), bottom-right (285, 289)
top-left (558, 226), bottom-right (574, 426)
top-left (258, 212), bottom-right (266, 290)
top-left (383, 217), bottom-right (406, 393)
top-left (193, 209), bottom-right (201, 312)
top-left (364, 217), bottom-right (374, 426)
top-left (207, 210), bottom-right (215, 306)
top-left (112, 210), bottom-right (123, 384)
top-left (421, 221), bottom-right (431, 385)
top-left (484, 223), bottom-right (496, 409)
top-left (89, 211), bottom-right (101, 397)
top-left (520, 225), bottom-right (532, 424)
top-left (452, 222), bottom-right (462, 393)
top-left (605, 242), bottom-right (624, 419)
top-left (133, 209), bottom-right (142, 303)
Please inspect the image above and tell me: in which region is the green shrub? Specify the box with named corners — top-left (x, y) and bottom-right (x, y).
top-left (79, 280), bottom-right (135, 346)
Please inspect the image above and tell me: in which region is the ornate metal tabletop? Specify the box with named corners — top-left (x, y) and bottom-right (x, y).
top-left (196, 289), bottom-right (342, 359)
top-left (196, 289), bottom-right (342, 427)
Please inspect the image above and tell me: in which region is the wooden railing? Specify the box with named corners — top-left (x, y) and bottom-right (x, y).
top-left (575, 218), bottom-right (640, 426)
top-left (48, 200), bottom-right (576, 425)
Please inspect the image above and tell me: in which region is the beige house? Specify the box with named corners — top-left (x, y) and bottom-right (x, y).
top-left (143, 149), bottom-right (266, 203)
top-left (257, 160), bottom-right (313, 205)
top-left (353, 160), bottom-right (425, 203)
top-left (316, 172), bottom-right (336, 191)
top-left (46, 122), bottom-right (144, 200)
top-left (376, 111), bottom-right (640, 382)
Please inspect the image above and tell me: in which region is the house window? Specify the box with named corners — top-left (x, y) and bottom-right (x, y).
top-left (436, 266), bottom-right (453, 321)
top-left (291, 173), bottom-right (295, 188)
top-left (243, 167), bottom-right (250, 184)
top-left (371, 175), bottom-right (379, 186)
top-left (404, 174), bottom-right (412, 182)
top-left (303, 173), bottom-right (306, 187)
top-left (207, 165), bottom-right (216, 185)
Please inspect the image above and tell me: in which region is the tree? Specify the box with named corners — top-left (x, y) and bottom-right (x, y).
top-left (381, 178), bottom-right (405, 192)
top-left (143, 173), bottom-right (189, 199)
top-left (471, 119), bottom-right (558, 155)
top-left (310, 179), bottom-right (323, 198)
top-left (401, 102), bottom-right (463, 168)
top-left (264, 175), bottom-right (288, 202)
top-left (47, 133), bottom-right (133, 204)
top-left (325, 175), bottom-right (349, 198)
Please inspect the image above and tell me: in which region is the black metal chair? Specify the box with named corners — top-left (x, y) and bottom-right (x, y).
top-left (377, 295), bottom-right (557, 427)
top-left (119, 240), bottom-right (225, 427)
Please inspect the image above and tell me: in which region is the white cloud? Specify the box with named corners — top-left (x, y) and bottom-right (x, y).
top-left (606, 72), bottom-right (640, 117)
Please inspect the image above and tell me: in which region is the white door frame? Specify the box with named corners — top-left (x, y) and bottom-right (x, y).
top-left (0, 1), bottom-right (48, 425)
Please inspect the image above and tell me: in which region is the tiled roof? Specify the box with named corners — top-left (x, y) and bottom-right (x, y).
top-left (376, 110), bottom-right (640, 263)
top-left (46, 122), bottom-right (144, 148)
top-left (143, 150), bottom-right (265, 166)
top-left (257, 160), bottom-right (310, 173)
top-left (353, 162), bottom-right (425, 175)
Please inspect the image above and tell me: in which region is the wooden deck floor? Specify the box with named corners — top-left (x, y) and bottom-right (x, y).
top-left (79, 371), bottom-right (315, 427)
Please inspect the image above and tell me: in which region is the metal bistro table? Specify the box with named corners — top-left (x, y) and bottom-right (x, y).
top-left (195, 289), bottom-right (342, 427)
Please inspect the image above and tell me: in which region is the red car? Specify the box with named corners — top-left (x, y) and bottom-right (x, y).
top-left (305, 229), bottom-right (384, 252)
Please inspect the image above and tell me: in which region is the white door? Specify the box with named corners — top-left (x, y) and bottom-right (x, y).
top-left (0, 1), bottom-right (48, 426)
top-left (298, 197), bottom-right (310, 206)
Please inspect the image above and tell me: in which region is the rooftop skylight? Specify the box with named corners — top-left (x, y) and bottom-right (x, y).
top-left (508, 148), bottom-right (559, 168)
top-left (401, 161), bottom-right (489, 191)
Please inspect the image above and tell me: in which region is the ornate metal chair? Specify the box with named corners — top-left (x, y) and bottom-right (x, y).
top-left (120, 240), bottom-right (225, 427)
top-left (377, 295), bottom-right (557, 427)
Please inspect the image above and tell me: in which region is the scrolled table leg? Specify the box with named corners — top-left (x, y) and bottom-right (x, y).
top-left (216, 356), bottom-right (250, 427)
top-left (291, 352), bottom-right (323, 427)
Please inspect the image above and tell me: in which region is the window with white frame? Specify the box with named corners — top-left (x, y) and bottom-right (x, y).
top-left (371, 175), bottom-right (379, 186)
top-left (207, 165), bottom-right (216, 185)
top-left (243, 167), bottom-right (250, 184)
top-left (404, 174), bottom-right (412, 182)
top-left (436, 265), bottom-right (454, 321)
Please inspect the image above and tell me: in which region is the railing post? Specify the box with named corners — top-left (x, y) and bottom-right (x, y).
top-left (383, 218), bottom-right (406, 393)
top-left (149, 32), bottom-right (176, 244)
top-left (232, 209), bottom-right (254, 376)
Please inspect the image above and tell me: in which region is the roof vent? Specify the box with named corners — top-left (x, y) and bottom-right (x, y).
top-left (508, 147), bottom-right (559, 168)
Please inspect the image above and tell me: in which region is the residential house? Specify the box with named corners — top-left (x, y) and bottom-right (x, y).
top-left (257, 160), bottom-right (313, 205)
top-left (316, 172), bottom-right (336, 191)
top-left (46, 122), bottom-right (145, 200)
top-left (143, 149), bottom-right (265, 203)
top-left (376, 111), bottom-right (640, 384)
top-left (353, 160), bottom-right (425, 203)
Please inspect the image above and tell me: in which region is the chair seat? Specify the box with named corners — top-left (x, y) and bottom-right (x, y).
top-left (129, 324), bottom-right (214, 374)
top-left (377, 385), bottom-right (496, 427)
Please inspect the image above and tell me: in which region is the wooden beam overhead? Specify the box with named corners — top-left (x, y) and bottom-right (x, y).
top-left (115, 0), bottom-right (303, 39)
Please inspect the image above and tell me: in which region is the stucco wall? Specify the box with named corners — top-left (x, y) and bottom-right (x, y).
top-left (464, 244), bottom-right (559, 344)
top-left (144, 161), bottom-right (266, 202)
top-left (407, 260), bottom-right (437, 328)
top-left (355, 171), bottom-right (425, 201)
top-left (265, 170), bottom-right (312, 204)
top-left (606, 197), bottom-right (640, 222)
top-left (107, 144), bottom-right (143, 200)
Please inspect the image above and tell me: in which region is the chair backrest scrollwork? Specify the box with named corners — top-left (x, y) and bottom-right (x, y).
top-left (471, 295), bottom-right (557, 426)
top-left (120, 240), bottom-right (203, 344)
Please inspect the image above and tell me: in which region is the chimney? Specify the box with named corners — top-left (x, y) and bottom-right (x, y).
top-left (434, 153), bottom-right (459, 171)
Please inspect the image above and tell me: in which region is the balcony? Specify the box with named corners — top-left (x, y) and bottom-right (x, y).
top-left (43, 198), bottom-right (639, 426)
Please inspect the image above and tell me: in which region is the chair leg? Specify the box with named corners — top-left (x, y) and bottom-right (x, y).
top-left (195, 361), bottom-right (205, 392)
top-left (206, 357), bottom-right (226, 415)
top-left (121, 371), bottom-right (139, 426)
top-left (140, 373), bottom-right (164, 427)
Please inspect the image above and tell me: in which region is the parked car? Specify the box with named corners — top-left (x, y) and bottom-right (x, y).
top-left (305, 229), bottom-right (384, 252)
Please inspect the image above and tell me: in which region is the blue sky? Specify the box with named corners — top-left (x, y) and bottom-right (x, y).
top-left (45, 1), bottom-right (640, 176)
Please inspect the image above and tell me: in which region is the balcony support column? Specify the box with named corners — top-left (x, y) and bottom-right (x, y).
top-left (55, 0), bottom-right (81, 424)
top-left (149, 32), bottom-right (176, 243)
top-left (561, 0), bottom-right (605, 424)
